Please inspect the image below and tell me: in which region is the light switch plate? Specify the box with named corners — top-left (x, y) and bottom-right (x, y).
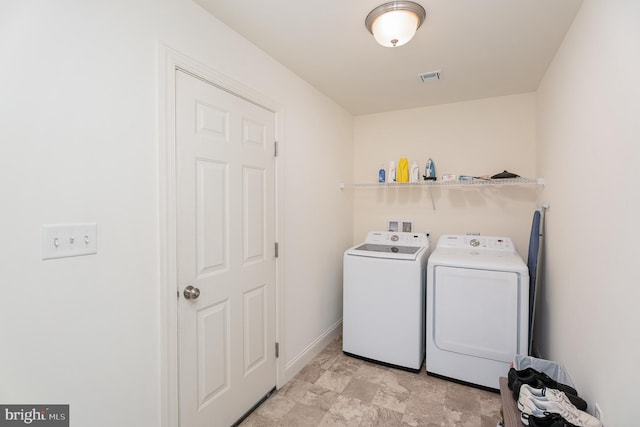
top-left (42, 223), bottom-right (97, 260)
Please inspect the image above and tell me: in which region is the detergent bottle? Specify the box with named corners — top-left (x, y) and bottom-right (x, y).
top-left (388, 160), bottom-right (396, 182)
top-left (397, 156), bottom-right (409, 183)
top-left (410, 161), bottom-right (420, 182)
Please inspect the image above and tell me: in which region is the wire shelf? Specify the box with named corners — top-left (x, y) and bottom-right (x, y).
top-left (349, 177), bottom-right (543, 189)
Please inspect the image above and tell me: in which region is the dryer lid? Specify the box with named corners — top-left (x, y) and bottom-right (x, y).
top-left (428, 247), bottom-right (528, 272)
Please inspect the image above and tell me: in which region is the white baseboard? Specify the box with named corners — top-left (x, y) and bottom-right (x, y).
top-left (279, 320), bottom-right (342, 387)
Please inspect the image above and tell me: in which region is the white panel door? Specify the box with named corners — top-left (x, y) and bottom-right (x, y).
top-left (176, 70), bottom-right (276, 427)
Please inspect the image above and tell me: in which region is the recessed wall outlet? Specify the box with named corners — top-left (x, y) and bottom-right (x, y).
top-left (42, 223), bottom-right (97, 260)
top-left (594, 402), bottom-right (604, 425)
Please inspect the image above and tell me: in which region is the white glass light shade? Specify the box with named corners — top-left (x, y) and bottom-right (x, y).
top-left (365, 2), bottom-right (426, 48)
top-left (371, 9), bottom-right (419, 47)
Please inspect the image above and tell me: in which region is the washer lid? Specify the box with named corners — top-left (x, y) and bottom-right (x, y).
top-left (346, 243), bottom-right (424, 260)
top-left (355, 243), bottom-right (420, 255)
top-left (346, 231), bottom-right (429, 260)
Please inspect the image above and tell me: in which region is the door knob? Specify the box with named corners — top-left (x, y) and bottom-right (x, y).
top-left (183, 285), bottom-right (200, 300)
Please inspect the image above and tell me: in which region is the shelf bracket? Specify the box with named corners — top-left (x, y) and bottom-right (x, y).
top-left (427, 185), bottom-right (436, 211)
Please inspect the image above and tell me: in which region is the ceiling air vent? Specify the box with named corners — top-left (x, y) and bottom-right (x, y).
top-left (418, 70), bottom-right (441, 83)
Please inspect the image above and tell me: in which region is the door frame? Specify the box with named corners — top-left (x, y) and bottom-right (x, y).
top-left (157, 44), bottom-right (284, 427)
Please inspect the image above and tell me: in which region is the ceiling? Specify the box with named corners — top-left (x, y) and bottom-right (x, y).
top-left (194, 0), bottom-right (583, 115)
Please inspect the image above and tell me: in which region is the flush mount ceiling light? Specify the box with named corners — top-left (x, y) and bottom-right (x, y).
top-left (365, 1), bottom-right (426, 47)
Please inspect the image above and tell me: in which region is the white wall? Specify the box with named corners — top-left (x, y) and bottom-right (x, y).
top-left (353, 93), bottom-right (538, 254)
top-left (536, 1), bottom-right (639, 424)
top-left (0, 1), bottom-right (352, 426)
top-left (279, 89), bottom-right (353, 373)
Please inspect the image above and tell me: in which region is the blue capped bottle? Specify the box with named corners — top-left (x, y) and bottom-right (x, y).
top-left (424, 158), bottom-right (436, 180)
top-left (378, 164), bottom-right (386, 183)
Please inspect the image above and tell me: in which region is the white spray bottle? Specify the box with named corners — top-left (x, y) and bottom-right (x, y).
top-left (389, 160), bottom-right (396, 182)
top-left (410, 161), bottom-right (420, 183)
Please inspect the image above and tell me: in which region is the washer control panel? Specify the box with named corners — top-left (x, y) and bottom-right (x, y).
top-left (365, 231), bottom-right (430, 247)
top-left (438, 234), bottom-right (515, 252)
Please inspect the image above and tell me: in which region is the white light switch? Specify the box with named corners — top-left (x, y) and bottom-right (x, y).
top-left (42, 223), bottom-right (97, 260)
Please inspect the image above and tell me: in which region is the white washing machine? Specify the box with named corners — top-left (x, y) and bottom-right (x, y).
top-left (426, 234), bottom-right (529, 390)
top-left (343, 231), bottom-right (430, 371)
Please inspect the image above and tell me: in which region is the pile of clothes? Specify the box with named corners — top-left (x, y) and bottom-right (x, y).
top-left (508, 367), bottom-right (601, 427)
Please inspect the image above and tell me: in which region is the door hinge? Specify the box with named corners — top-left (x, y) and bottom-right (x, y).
top-left (274, 242), bottom-right (279, 258)
top-left (275, 342), bottom-right (279, 358)
top-left (274, 141), bottom-right (278, 157)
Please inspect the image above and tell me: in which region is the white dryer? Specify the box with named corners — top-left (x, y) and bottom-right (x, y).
top-left (343, 231), bottom-right (430, 371)
top-left (426, 234), bottom-right (529, 390)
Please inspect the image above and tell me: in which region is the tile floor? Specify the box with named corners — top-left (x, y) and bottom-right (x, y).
top-left (239, 336), bottom-right (502, 426)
